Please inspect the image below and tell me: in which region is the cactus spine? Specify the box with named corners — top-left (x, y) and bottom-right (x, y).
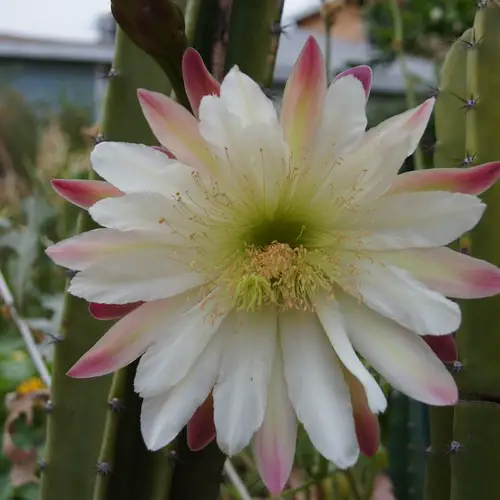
top-left (426, 3), bottom-right (500, 499)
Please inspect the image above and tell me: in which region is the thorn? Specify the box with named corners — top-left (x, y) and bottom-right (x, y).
top-left (38, 459), bottom-right (48, 472)
top-left (95, 133), bottom-right (105, 144)
top-left (45, 332), bottom-right (63, 344)
top-left (260, 86), bottom-right (276, 101)
top-left (461, 95), bottom-right (480, 111)
top-left (459, 32), bottom-right (484, 49)
top-left (426, 445), bottom-right (432, 454)
top-left (108, 397), bottom-right (124, 413)
top-left (65, 269), bottom-right (78, 278)
top-left (476, 0), bottom-right (489, 8)
top-left (450, 360), bottom-right (465, 373)
top-left (426, 85), bottom-right (440, 99)
top-left (44, 400), bottom-right (54, 414)
top-left (447, 440), bottom-right (462, 454)
top-left (459, 152), bottom-right (476, 167)
top-left (423, 142), bottom-right (436, 154)
top-left (270, 21), bottom-right (293, 38)
top-left (96, 68), bottom-right (119, 80)
top-left (96, 462), bottom-right (112, 475)
top-left (165, 449), bottom-right (184, 464)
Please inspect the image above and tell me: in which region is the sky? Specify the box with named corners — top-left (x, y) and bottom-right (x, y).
top-left (0, 0), bottom-right (318, 42)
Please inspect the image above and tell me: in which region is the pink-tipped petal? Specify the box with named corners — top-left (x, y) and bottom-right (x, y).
top-left (365, 98), bottom-right (435, 156)
top-left (68, 293), bottom-right (198, 378)
top-left (187, 394), bottom-right (216, 451)
top-left (281, 36), bottom-right (326, 159)
top-left (182, 48), bottom-right (220, 117)
top-left (423, 335), bottom-right (458, 363)
top-left (343, 370), bottom-right (380, 457)
top-left (253, 348), bottom-right (297, 495)
top-left (376, 246), bottom-right (500, 299)
top-left (45, 228), bottom-right (155, 271)
top-left (390, 161), bottom-right (500, 195)
top-left (340, 294), bottom-right (458, 407)
top-left (137, 89), bottom-right (214, 171)
top-left (89, 302), bottom-right (143, 320)
top-left (51, 179), bottom-right (122, 209)
top-left (334, 65), bottom-right (373, 98)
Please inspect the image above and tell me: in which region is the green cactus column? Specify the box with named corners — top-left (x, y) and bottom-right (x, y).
top-left (40, 28), bottom-right (172, 500)
top-left (425, 28), bottom-right (472, 500)
top-left (428, 2), bottom-right (500, 500)
top-left (450, 4), bottom-right (500, 498)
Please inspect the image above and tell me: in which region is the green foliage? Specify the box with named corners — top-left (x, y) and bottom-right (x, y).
top-left (367, 0), bottom-right (477, 59)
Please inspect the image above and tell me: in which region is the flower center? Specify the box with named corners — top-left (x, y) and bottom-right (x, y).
top-left (220, 241), bottom-right (335, 312)
top-left (245, 218), bottom-right (309, 248)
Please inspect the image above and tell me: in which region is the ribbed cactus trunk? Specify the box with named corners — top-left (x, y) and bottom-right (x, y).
top-left (426, 3), bottom-right (500, 499)
top-left (388, 392), bottom-right (427, 500)
top-left (42, 1), bottom-right (285, 499)
top-left (424, 27), bottom-right (472, 500)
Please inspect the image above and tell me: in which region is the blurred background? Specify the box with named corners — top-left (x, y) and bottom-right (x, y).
top-left (0, 1), bottom-right (478, 499)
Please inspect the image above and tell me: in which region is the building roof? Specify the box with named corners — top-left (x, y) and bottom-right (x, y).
top-left (0, 29), bottom-right (437, 93)
top-left (274, 29), bottom-right (437, 93)
top-left (0, 34), bottom-right (114, 63)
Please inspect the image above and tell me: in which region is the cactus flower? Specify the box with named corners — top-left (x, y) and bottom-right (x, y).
top-left (47, 38), bottom-right (500, 494)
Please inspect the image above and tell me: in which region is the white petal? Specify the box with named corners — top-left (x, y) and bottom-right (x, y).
top-left (349, 191), bottom-right (485, 249)
top-left (91, 142), bottom-right (183, 194)
top-left (214, 308), bottom-right (277, 455)
top-left (89, 192), bottom-right (201, 240)
top-left (46, 228), bottom-right (161, 271)
top-left (68, 291), bottom-right (200, 378)
top-left (220, 66), bottom-right (278, 127)
top-left (373, 246), bottom-right (500, 299)
top-left (314, 294), bottom-right (387, 414)
top-left (347, 259), bottom-right (460, 335)
top-left (312, 76), bottom-right (367, 169)
top-left (364, 98), bottom-right (435, 157)
top-left (253, 348), bottom-right (297, 495)
top-left (198, 95), bottom-right (289, 204)
top-left (280, 310), bottom-right (358, 468)
top-left (135, 291), bottom-right (231, 398)
top-left (68, 247), bottom-right (206, 304)
top-left (339, 294), bottom-right (458, 406)
top-left (140, 329), bottom-right (225, 451)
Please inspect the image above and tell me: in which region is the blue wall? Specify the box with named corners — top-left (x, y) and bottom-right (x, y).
top-left (0, 58), bottom-right (104, 118)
